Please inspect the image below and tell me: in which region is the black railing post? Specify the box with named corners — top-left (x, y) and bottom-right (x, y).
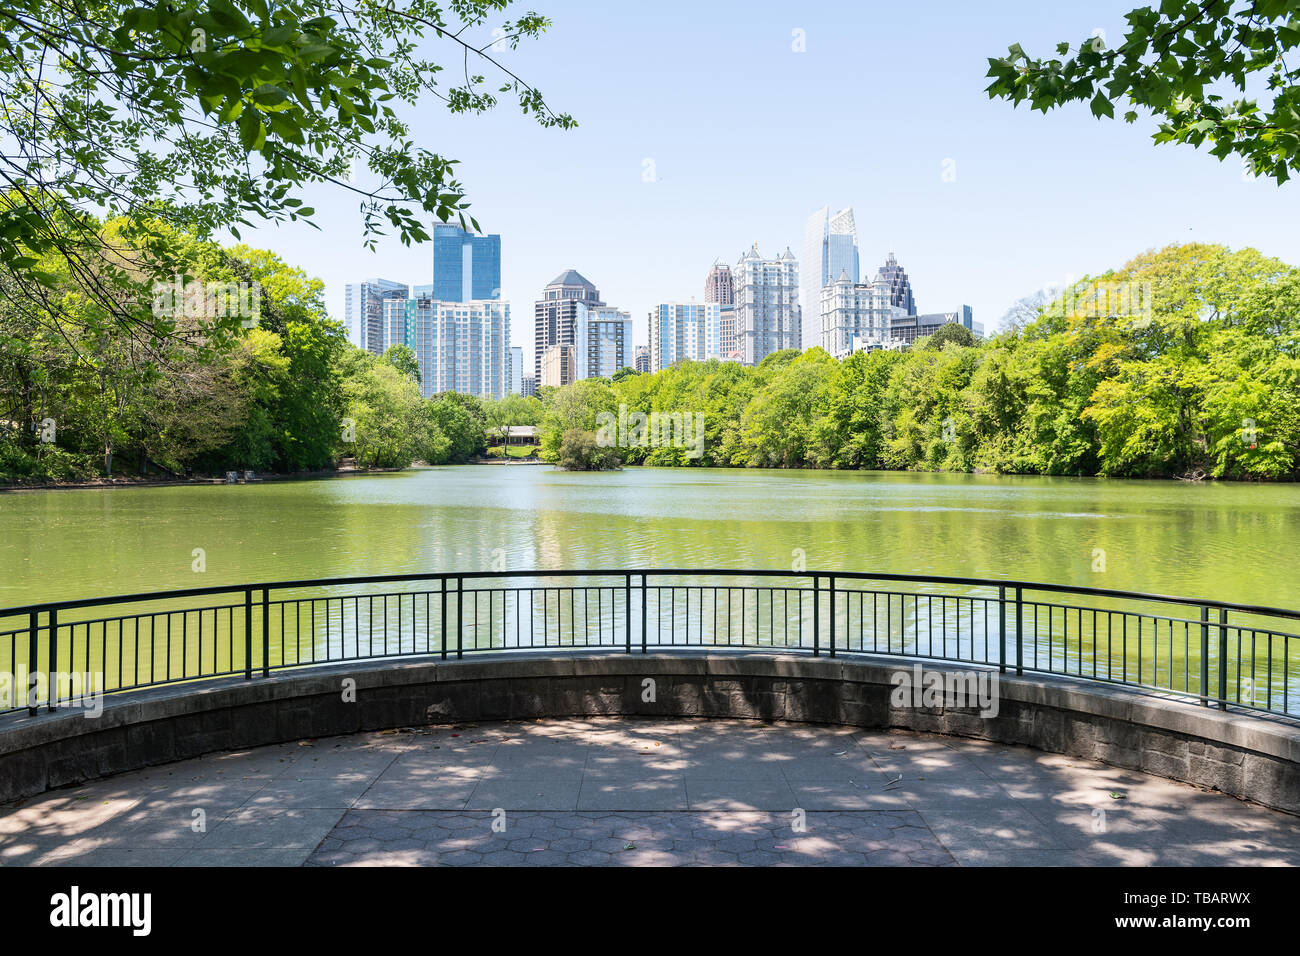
top-left (625, 573), bottom-right (632, 654)
top-left (27, 609), bottom-right (38, 715)
top-left (998, 586), bottom-right (1007, 674)
top-left (1014, 587), bottom-right (1023, 676)
top-left (244, 589), bottom-right (253, 679)
top-left (828, 575), bottom-right (836, 657)
top-left (1218, 607), bottom-right (1229, 710)
top-left (261, 588), bottom-right (270, 677)
top-left (47, 607), bottom-right (58, 711)
top-left (440, 577), bottom-right (448, 661)
top-left (456, 577), bottom-right (464, 659)
top-left (812, 575), bottom-right (820, 657)
top-left (641, 574), bottom-right (648, 654)
top-left (1199, 605), bottom-right (1210, 706)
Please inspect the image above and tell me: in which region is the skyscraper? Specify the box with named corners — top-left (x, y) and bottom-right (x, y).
top-left (875, 252), bottom-right (916, 316)
top-left (704, 262), bottom-right (734, 306)
top-left (634, 345), bottom-right (650, 374)
top-left (801, 207), bottom-right (860, 349)
top-left (533, 269), bottom-right (603, 383)
top-left (819, 271), bottom-right (902, 357)
top-left (388, 291), bottom-right (510, 398)
top-left (431, 224), bottom-right (501, 302)
top-left (705, 260), bottom-right (739, 360)
top-left (344, 279), bottom-right (408, 354)
top-left (350, 223), bottom-right (508, 396)
top-left (733, 244), bottom-right (801, 365)
top-left (649, 302), bottom-right (721, 371)
top-left (576, 305), bottom-right (634, 379)
top-left (718, 306), bottom-right (739, 360)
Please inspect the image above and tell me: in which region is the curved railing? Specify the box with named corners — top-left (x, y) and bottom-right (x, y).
top-left (1, 569), bottom-right (1297, 720)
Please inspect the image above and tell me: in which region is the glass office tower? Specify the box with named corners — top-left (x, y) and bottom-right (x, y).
top-left (344, 279), bottom-right (408, 354)
top-left (800, 206), bottom-right (859, 349)
top-left (431, 224), bottom-right (502, 302)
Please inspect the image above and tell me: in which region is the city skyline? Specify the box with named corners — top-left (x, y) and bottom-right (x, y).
top-left (259, 0), bottom-right (1297, 369)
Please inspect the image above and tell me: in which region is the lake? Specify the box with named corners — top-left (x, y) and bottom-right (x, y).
top-left (2, 465), bottom-right (1297, 609)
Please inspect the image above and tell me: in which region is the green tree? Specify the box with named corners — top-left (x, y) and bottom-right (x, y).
top-left (986, 1), bottom-right (1300, 183)
top-left (342, 358), bottom-right (447, 468)
top-left (537, 378), bottom-right (616, 463)
top-left (428, 391), bottom-right (487, 462)
top-left (1, 0), bottom-right (574, 343)
top-left (739, 348), bottom-right (836, 467)
top-left (557, 428), bottom-right (621, 471)
top-left (921, 322), bottom-right (978, 350)
top-left (382, 345), bottom-right (421, 384)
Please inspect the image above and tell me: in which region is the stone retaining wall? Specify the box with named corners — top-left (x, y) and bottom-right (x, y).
top-left (2, 653), bottom-right (1297, 813)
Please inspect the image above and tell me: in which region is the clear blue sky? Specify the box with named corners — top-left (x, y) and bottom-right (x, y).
top-left (260, 0), bottom-right (1300, 355)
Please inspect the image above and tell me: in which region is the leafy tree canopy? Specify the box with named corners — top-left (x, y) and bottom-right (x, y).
top-left (382, 344), bottom-right (421, 384)
top-left (920, 322), bottom-right (978, 350)
top-left (986, 1), bottom-right (1300, 183)
top-left (0, 0), bottom-right (573, 341)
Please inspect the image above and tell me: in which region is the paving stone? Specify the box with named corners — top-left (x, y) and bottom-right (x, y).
top-left (685, 777), bottom-right (798, 811)
top-left (4, 717), bottom-right (1297, 867)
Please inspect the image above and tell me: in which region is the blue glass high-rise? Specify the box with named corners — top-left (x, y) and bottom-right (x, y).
top-left (431, 224), bottom-right (501, 301)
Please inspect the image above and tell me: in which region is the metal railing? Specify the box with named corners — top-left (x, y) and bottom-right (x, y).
top-left (1, 570), bottom-right (1297, 720)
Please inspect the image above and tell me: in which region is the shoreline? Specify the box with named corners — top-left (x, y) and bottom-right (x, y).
top-left (0, 466), bottom-right (408, 493)
top-left (1, 462), bottom-right (1276, 490)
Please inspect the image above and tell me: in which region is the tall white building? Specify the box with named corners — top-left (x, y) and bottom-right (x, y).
top-left (733, 244), bottom-right (801, 365)
top-left (801, 207), bottom-right (860, 350)
top-left (576, 304), bottom-right (634, 380)
top-left (649, 302), bottom-right (721, 371)
top-left (819, 272), bottom-right (904, 358)
top-left (383, 292), bottom-right (510, 398)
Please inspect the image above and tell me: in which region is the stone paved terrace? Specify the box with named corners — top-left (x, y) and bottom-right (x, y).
top-left (2, 718), bottom-right (1299, 867)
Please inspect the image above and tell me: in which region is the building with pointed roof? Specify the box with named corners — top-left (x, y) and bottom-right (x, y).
top-left (704, 261), bottom-right (734, 306)
top-left (733, 243), bottom-right (801, 365)
top-left (876, 252), bottom-right (916, 316)
top-left (818, 270), bottom-right (904, 358)
top-left (801, 206), bottom-right (861, 350)
top-left (533, 270), bottom-right (632, 385)
top-left (533, 269), bottom-right (603, 385)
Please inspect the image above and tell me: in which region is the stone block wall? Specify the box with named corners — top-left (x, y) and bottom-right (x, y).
top-left (1, 653), bottom-right (1297, 814)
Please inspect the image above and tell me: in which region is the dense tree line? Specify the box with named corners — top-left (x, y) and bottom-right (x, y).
top-left (537, 244), bottom-right (1300, 480)
top-left (0, 222), bottom-right (495, 482)
top-left (6, 240), bottom-right (1295, 484)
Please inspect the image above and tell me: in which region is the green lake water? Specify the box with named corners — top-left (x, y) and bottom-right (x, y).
top-left (2, 465), bottom-right (1297, 609)
top-left (1, 466), bottom-right (1297, 715)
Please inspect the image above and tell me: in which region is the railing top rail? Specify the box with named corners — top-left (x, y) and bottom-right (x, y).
top-left (2, 568), bottom-right (1298, 623)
